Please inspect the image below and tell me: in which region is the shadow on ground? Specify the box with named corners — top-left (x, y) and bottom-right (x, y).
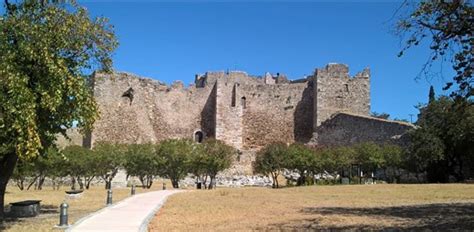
top-left (0, 204), bottom-right (58, 230)
top-left (264, 203), bottom-right (474, 231)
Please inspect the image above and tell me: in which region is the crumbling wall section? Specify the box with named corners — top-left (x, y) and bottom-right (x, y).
top-left (311, 113), bottom-right (415, 147)
top-left (313, 64), bottom-right (370, 128)
top-left (91, 72), bottom-right (215, 146)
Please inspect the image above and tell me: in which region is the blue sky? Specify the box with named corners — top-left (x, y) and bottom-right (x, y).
top-left (5, 1), bottom-right (455, 121)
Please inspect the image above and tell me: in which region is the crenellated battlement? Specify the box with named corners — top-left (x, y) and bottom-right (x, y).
top-left (91, 63), bottom-right (370, 150)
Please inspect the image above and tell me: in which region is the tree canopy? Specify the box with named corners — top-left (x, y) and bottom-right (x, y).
top-left (0, 0), bottom-right (117, 221)
top-left (396, 1), bottom-right (473, 98)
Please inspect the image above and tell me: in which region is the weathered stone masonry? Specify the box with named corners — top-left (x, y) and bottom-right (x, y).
top-left (86, 63), bottom-right (413, 169)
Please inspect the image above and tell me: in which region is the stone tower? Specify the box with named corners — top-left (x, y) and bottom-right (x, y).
top-left (313, 63), bottom-right (370, 128)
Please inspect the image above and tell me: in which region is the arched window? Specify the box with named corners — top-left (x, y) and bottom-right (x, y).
top-left (241, 96), bottom-right (246, 109)
top-left (194, 131), bottom-right (204, 143)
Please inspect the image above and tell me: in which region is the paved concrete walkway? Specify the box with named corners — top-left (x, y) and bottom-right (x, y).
top-left (68, 190), bottom-right (182, 232)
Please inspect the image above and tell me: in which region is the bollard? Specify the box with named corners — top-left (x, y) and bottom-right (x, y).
top-left (162, 182), bottom-right (166, 190)
top-left (131, 184), bottom-right (136, 195)
top-left (58, 202), bottom-right (69, 227)
top-left (106, 189), bottom-right (113, 206)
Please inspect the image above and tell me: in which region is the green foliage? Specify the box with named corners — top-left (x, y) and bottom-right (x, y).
top-left (353, 142), bottom-right (385, 172)
top-left (396, 1), bottom-right (473, 98)
top-left (286, 143), bottom-right (319, 186)
top-left (157, 139), bottom-right (195, 189)
top-left (429, 86), bottom-right (436, 103)
top-left (370, 112), bottom-right (390, 120)
top-left (319, 146), bottom-right (355, 173)
top-left (123, 143), bottom-right (161, 189)
top-left (0, 0), bottom-right (117, 218)
top-left (12, 146), bottom-right (67, 190)
top-left (92, 143), bottom-right (125, 189)
top-left (200, 139), bottom-right (235, 189)
top-left (253, 142), bottom-right (288, 188)
top-left (408, 96), bottom-right (474, 182)
top-left (0, 0), bottom-right (117, 159)
top-left (62, 145), bottom-right (96, 190)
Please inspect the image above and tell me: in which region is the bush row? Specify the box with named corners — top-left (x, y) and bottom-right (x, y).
top-left (253, 142), bottom-right (404, 188)
top-left (13, 139), bottom-right (235, 190)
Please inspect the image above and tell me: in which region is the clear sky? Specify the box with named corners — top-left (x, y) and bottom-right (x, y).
top-left (5, 1), bottom-right (455, 121)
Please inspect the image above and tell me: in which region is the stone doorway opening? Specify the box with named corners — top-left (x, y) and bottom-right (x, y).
top-left (194, 130), bottom-right (204, 143)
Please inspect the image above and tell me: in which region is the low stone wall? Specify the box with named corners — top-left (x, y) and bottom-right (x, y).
top-left (310, 113), bottom-right (415, 147)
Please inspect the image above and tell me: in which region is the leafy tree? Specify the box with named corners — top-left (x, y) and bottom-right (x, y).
top-left (157, 139), bottom-right (194, 189)
top-left (123, 144), bottom-right (161, 189)
top-left (201, 139), bottom-right (235, 189)
top-left (188, 144), bottom-right (209, 188)
top-left (253, 142), bottom-right (288, 188)
top-left (93, 143), bottom-right (125, 189)
top-left (370, 112), bottom-right (390, 120)
top-left (318, 146), bottom-right (355, 179)
top-left (409, 96), bottom-right (474, 182)
top-left (62, 145), bottom-right (97, 190)
top-left (0, 0), bottom-right (117, 220)
top-left (380, 144), bottom-right (404, 183)
top-left (353, 142), bottom-right (385, 175)
top-left (429, 85), bottom-right (436, 103)
top-left (11, 159), bottom-right (35, 191)
top-left (396, 1), bottom-right (473, 98)
top-left (286, 143), bottom-right (318, 186)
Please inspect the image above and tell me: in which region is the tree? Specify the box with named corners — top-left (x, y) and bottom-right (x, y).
top-left (286, 143), bottom-right (318, 186)
top-left (253, 142), bottom-right (288, 188)
top-left (429, 85), bottom-right (436, 103)
top-left (62, 145), bottom-right (96, 190)
top-left (370, 112), bottom-right (390, 120)
top-left (157, 139), bottom-right (194, 189)
top-left (11, 159), bottom-right (35, 191)
top-left (201, 139), bottom-right (235, 189)
top-left (188, 144), bottom-right (209, 188)
top-left (93, 143), bottom-right (125, 189)
top-left (0, 0), bottom-right (117, 220)
top-left (123, 144), bottom-right (161, 189)
top-left (396, 1), bottom-right (473, 98)
top-left (353, 142), bottom-right (385, 175)
top-left (409, 96), bottom-right (474, 182)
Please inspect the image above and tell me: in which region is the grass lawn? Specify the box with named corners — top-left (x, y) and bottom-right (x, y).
top-left (149, 184), bottom-right (474, 231)
top-left (1, 183), bottom-right (167, 232)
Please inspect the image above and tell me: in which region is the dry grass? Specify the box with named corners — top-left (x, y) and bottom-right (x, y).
top-left (150, 184), bottom-right (474, 231)
top-left (1, 181), bottom-right (169, 232)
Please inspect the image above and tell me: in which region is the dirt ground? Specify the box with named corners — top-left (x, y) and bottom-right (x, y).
top-left (149, 184), bottom-right (474, 231)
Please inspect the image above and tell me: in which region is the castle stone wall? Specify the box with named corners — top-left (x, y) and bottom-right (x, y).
top-left (240, 81), bottom-right (313, 149)
top-left (91, 72), bottom-right (215, 145)
top-left (310, 113), bottom-right (415, 147)
top-left (313, 64), bottom-right (370, 128)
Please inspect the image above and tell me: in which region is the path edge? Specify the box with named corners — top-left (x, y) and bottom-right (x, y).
top-left (65, 190), bottom-right (143, 232)
top-left (138, 190), bottom-right (183, 232)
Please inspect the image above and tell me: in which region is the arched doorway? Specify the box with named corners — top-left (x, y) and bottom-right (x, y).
top-left (194, 130), bottom-right (204, 143)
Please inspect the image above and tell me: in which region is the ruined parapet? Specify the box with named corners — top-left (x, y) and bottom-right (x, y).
top-left (313, 63), bottom-right (370, 128)
top-left (264, 72), bottom-right (275, 84)
top-left (91, 72), bottom-right (216, 147)
top-left (309, 112), bottom-right (415, 147)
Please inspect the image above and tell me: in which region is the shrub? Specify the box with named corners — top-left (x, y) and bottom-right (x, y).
top-left (123, 143), bottom-right (161, 189)
top-left (253, 142), bottom-right (288, 188)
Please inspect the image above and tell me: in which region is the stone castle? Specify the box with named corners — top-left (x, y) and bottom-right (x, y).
top-left (77, 63), bottom-right (413, 171)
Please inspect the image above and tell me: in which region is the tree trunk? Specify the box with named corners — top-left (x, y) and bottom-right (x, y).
top-left (71, 176), bottom-right (76, 190)
top-left (15, 178), bottom-right (24, 191)
top-left (171, 179), bottom-right (179, 189)
top-left (27, 175), bottom-right (39, 190)
top-left (0, 152), bottom-right (18, 223)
